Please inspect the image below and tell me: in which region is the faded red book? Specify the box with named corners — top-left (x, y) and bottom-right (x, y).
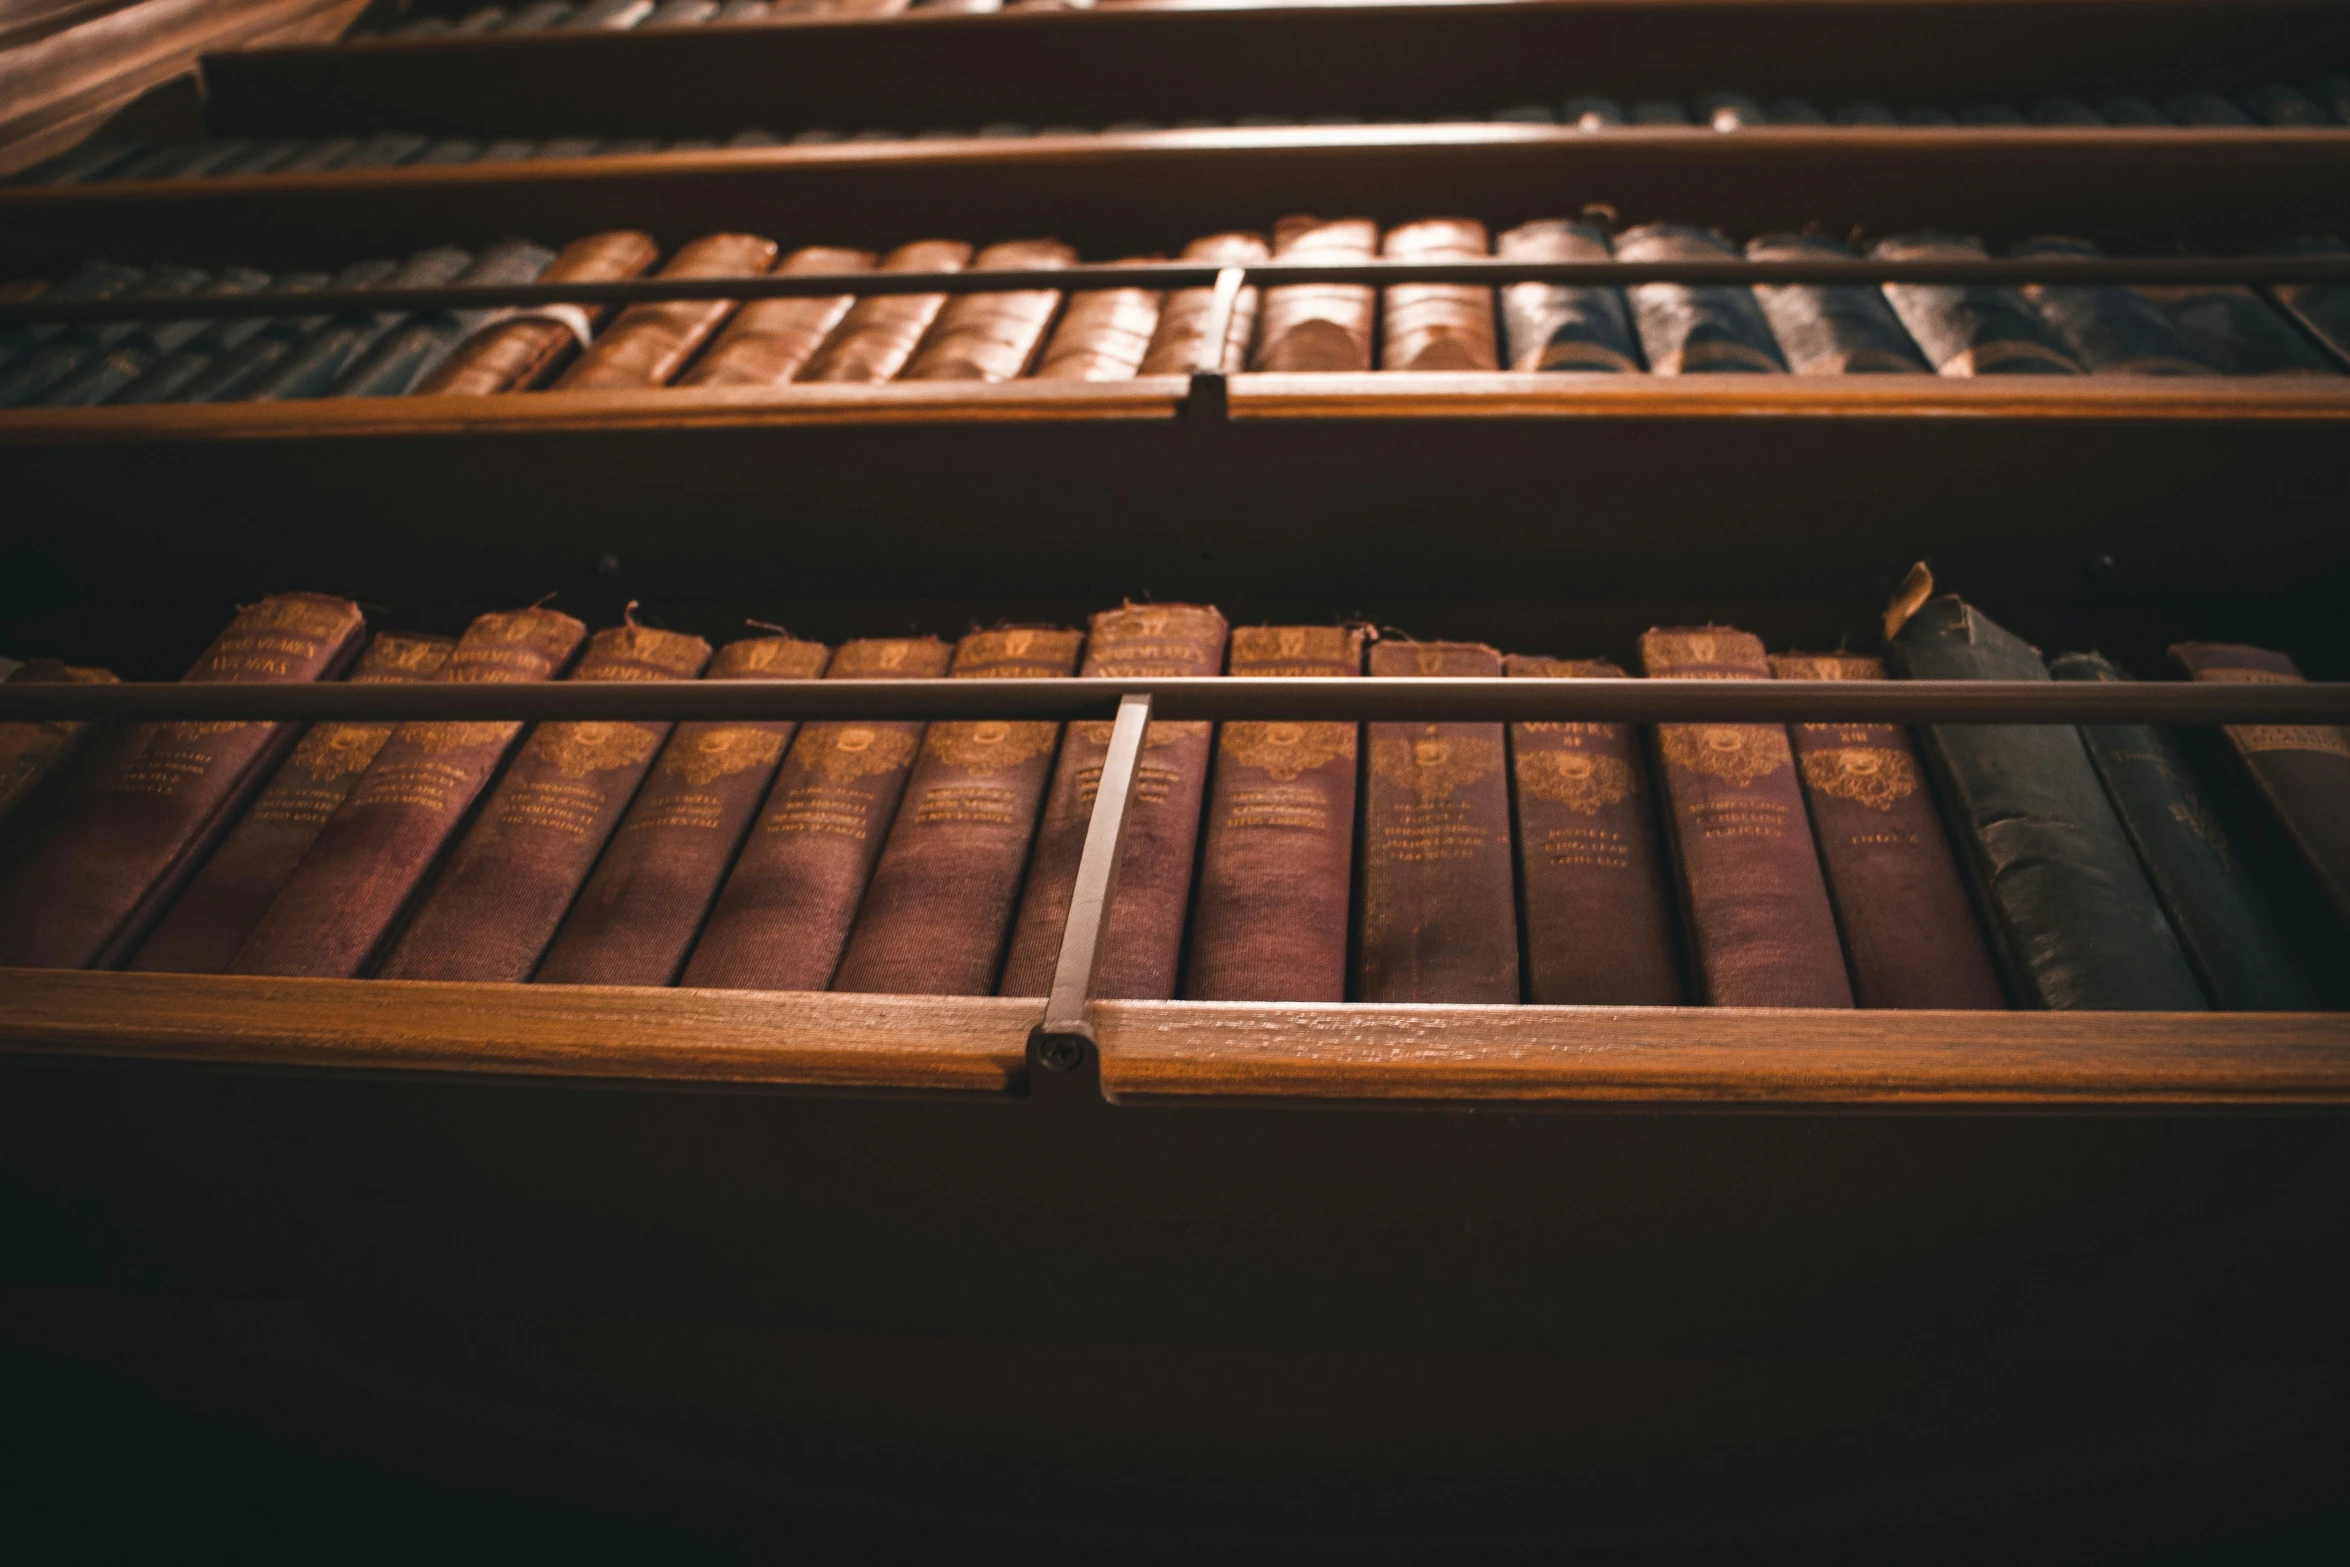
top-left (1000, 604), bottom-right (1229, 999)
top-left (1183, 625), bottom-right (1363, 1002)
top-left (1770, 652), bottom-right (2005, 1008)
top-left (536, 633), bottom-right (832, 987)
top-left (129, 630), bottom-right (455, 975)
top-left (1639, 628), bottom-right (1853, 1007)
top-left (419, 230), bottom-right (660, 394)
top-left (552, 232), bottom-right (779, 390)
top-left (1356, 640), bottom-right (1520, 1003)
top-left (1506, 654), bottom-right (1682, 1005)
top-left (830, 627), bottom-right (1084, 995)
top-left (0, 593), bottom-right (366, 969)
top-left (900, 239), bottom-right (1078, 382)
top-left (376, 623), bottom-right (712, 982)
top-left (227, 606), bottom-right (587, 978)
top-left (1251, 216), bottom-right (1377, 372)
top-left (798, 240), bottom-right (976, 383)
top-left (1138, 231), bottom-right (1269, 375)
top-left (1380, 218), bottom-right (1498, 371)
top-left (676, 246), bottom-right (878, 388)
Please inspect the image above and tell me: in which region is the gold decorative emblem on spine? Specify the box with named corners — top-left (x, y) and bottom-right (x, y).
top-left (158, 720), bottom-right (253, 744)
top-left (291, 724), bottom-right (385, 782)
top-left (2195, 668), bottom-right (2295, 684)
top-left (925, 719), bottom-right (1056, 772)
top-left (1661, 724), bottom-right (1791, 786)
top-left (1517, 748), bottom-right (1632, 814)
top-left (2233, 724), bottom-right (2350, 760)
top-left (1370, 730), bottom-right (1500, 802)
top-left (800, 723), bottom-right (918, 783)
top-left (236, 598), bottom-right (352, 639)
top-left (1799, 746), bottom-right (1918, 810)
top-left (526, 721), bottom-right (661, 778)
top-left (1072, 719), bottom-right (1210, 747)
top-left (1221, 721), bottom-right (1356, 781)
top-left (402, 720), bottom-right (517, 754)
top-left (665, 726), bottom-right (787, 785)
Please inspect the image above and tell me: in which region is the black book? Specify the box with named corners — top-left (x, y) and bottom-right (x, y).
top-left (0, 265), bottom-right (209, 407)
top-left (115, 271), bottom-right (332, 405)
top-left (41, 267), bottom-right (272, 407)
top-left (240, 248), bottom-right (474, 401)
top-left (176, 259), bottom-right (400, 403)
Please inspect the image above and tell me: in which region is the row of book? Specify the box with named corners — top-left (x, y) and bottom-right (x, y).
top-left (1, 579), bottom-right (2343, 1011)
top-left (372, 0), bottom-right (1099, 28)
top-left (6, 218), bottom-right (2347, 408)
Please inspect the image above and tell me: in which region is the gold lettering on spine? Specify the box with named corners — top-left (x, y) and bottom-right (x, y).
top-left (1221, 722), bottom-right (1354, 781)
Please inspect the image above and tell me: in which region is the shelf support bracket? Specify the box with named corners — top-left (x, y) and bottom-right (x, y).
top-left (1026, 690), bottom-right (1152, 1106)
top-left (1183, 266), bottom-right (1246, 423)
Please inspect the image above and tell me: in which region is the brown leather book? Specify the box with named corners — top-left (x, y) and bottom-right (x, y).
top-left (1033, 258), bottom-right (1163, 381)
top-left (1770, 651), bottom-right (2005, 1008)
top-left (536, 633), bottom-right (831, 987)
top-left (418, 230), bottom-right (661, 395)
top-left (1639, 628), bottom-right (1853, 1007)
top-left (1357, 640), bottom-right (1520, 1003)
top-left (228, 607), bottom-right (587, 979)
top-left (999, 604), bottom-right (1228, 999)
top-left (376, 624), bottom-right (711, 983)
top-left (799, 240), bottom-right (976, 383)
top-left (1183, 626), bottom-right (1363, 1002)
top-left (676, 245), bottom-right (877, 388)
top-left (1380, 218), bottom-right (1498, 371)
top-left (1495, 219), bottom-right (1644, 372)
top-left (1251, 216), bottom-right (1377, 372)
top-left (0, 594), bottom-right (366, 970)
top-left (1138, 231), bottom-right (1269, 375)
top-left (0, 659), bottom-right (115, 833)
top-left (830, 627), bottom-right (1084, 995)
top-left (128, 631), bottom-right (455, 975)
top-left (1506, 654), bottom-right (1681, 1005)
top-left (900, 239), bottom-right (1077, 382)
top-left (552, 232), bottom-right (779, 390)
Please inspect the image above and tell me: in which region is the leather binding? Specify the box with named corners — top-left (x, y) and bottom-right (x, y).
top-left (181, 259), bottom-right (400, 403)
top-left (901, 239), bottom-right (1078, 381)
top-left (2012, 237), bottom-right (2213, 374)
top-left (1616, 225), bottom-right (1787, 374)
top-left (228, 607), bottom-right (587, 979)
top-left (2132, 282), bottom-right (2334, 375)
top-left (42, 267), bottom-right (270, 407)
top-left (1874, 233), bottom-right (2085, 375)
top-left (129, 631), bottom-right (455, 975)
top-left (1886, 594), bottom-right (2203, 1009)
top-left (246, 248), bottom-right (476, 401)
top-left (1638, 629), bottom-right (1851, 1007)
top-left (1379, 218), bottom-right (1498, 371)
top-left (1033, 258), bottom-right (1164, 381)
top-left (116, 269), bottom-right (334, 406)
top-left (0, 593), bottom-right (367, 970)
top-left (2266, 239), bottom-right (2350, 365)
top-left (335, 239), bottom-right (558, 397)
top-left (1183, 626), bottom-right (1363, 1002)
top-left (1494, 219), bottom-right (1642, 373)
top-left (1506, 654), bottom-right (1681, 1005)
top-left (1745, 235), bottom-right (1931, 374)
top-left (553, 232), bottom-right (780, 389)
top-left (0, 659), bottom-right (115, 834)
top-left (2051, 651), bottom-right (2320, 1009)
top-left (537, 633), bottom-right (831, 987)
top-left (831, 628), bottom-right (1084, 996)
top-left (1000, 605), bottom-right (1229, 999)
top-left (799, 240), bottom-right (976, 383)
top-left (1769, 652), bottom-right (2004, 1008)
top-left (1251, 216), bottom-right (1378, 373)
top-left (1138, 232), bottom-right (1269, 375)
top-left (419, 230), bottom-right (660, 395)
top-left (376, 624), bottom-right (711, 982)
top-left (677, 245), bottom-right (878, 388)
top-left (1356, 640), bottom-right (1520, 1004)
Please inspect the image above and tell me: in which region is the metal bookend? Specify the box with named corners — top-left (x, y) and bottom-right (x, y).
top-left (1183, 266), bottom-right (1247, 423)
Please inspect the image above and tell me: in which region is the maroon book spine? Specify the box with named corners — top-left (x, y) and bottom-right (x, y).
top-left (1506, 654), bottom-right (1683, 1005)
top-left (829, 627), bottom-right (1085, 996)
top-left (1770, 652), bottom-right (2006, 1009)
top-left (1639, 628), bottom-right (1853, 1007)
top-left (0, 593), bottom-right (366, 969)
top-left (1183, 626), bottom-right (1363, 1001)
top-left (535, 634), bottom-right (832, 987)
top-left (227, 607), bottom-right (587, 978)
top-left (0, 659), bottom-right (116, 836)
top-left (1000, 604), bottom-right (1229, 999)
top-left (376, 624), bottom-right (712, 983)
top-left (128, 630), bottom-right (456, 975)
top-left (1356, 640), bottom-right (1521, 1003)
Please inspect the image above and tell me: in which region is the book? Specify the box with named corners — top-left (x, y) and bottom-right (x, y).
top-left (999, 604), bottom-right (1229, 999)
top-left (799, 240), bottom-right (976, 382)
top-left (333, 240), bottom-right (559, 397)
top-left (1182, 625), bottom-right (1363, 1002)
top-left (179, 260), bottom-right (402, 403)
top-left (2266, 239), bottom-right (2350, 365)
top-left (418, 231), bottom-right (662, 395)
top-left (830, 627), bottom-right (1084, 996)
top-left (1885, 586), bottom-right (2204, 1008)
top-left (1251, 216), bottom-right (1378, 372)
top-left (676, 245), bottom-right (876, 387)
top-left (551, 233), bottom-right (780, 389)
top-left (0, 594), bottom-right (367, 969)
top-left (1638, 629), bottom-right (1851, 1006)
top-left (2012, 237), bottom-right (2213, 374)
top-left (0, 265), bottom-right (208, 408)
top-left (1356, 640), bottom-right (1520, 1004)
top-left (2131, 282), bottom-right (2334, 375)
top-left (1494, 219), bottom-right (1642, 372)
top-left (245, 247), bottom-right (477, 401)
top-left (1032, 258), bottom-right (1164, 381)
top-left (900, 239), bottom-right (1078, 381)
top-left (2050, 651), bottom-right (2321, 1009)
top-left (1506, 654), bottom-right (1682, 1005)
top-left (375, 623), bottom-right (711, 982)
top-left (0, 659), bottom-right (116, 834)
top-left (1873, 233), bottom-right (2084, 375)
top-left (227, 607), bottom-right (588, 978)
top-left (1769, 652), bottom-right (2004, 1008)
top-left (1744, 235), bottom-right (1931, 374)
top-left (115, 269), bottom-right (333, 405)
top-left (125, 631), bottom-right (456, 974)
top-left (40, 267), bottom-right (271, 407)
top-left (679, 636), bottom-right (953, 990)
top-left (1615, 225), bottom-right (1787, 374)
top-left (1136, 231), bottom-right (1269, 375)
top-left (1379, 218), bottom-right (1498, 371)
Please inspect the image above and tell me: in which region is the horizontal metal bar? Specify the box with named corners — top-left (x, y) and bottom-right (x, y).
top-left (6, 256), bottom-right (2348, 324)
top-left (4, 678), bottom-right (2346, 724)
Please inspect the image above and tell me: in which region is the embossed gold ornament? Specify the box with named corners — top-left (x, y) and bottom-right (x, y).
top-left (926, 719), bottom-right (1056, 772)
top-left (1222, 721), bottom-right (1355, 781)
top-left (666, 726), bottom-right (786, 786)
top-left (1073, 719), bottom-right (1210, 748)
top-left (402, 720), bottom-right (515, 754)
top-left (1661, 724), bottom-right (1790, 786)
top-left (239, 598), bottom-right (352, 639)
top-left (2233, 724), bottom-right (2350, 759)
top-left (1517, 747), bottom-right (1632, 814)
top-left (292, 723), bottom-right (385, 782)
top-left (801, 723), bottom-right (918, 783)
top-left (1799, 746), bottom-right (1917, 810)
top-left (1371, 731), bottom-right (1500, 801)
top-left (528, 721), bottom-right (661, 778)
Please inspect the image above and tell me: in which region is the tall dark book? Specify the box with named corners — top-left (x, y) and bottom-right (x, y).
top-left (553, 232), bottom-right (779, 389)
top-left (901, 239), bottom-right (1078, 382)
top-left (0, 594), bottom-right (367, 969)
top-left (1380, 218), bottom-right (1498, 371)
top-left (1615, 225), bottom-right (1786, 374)
top-left (1137, 232), bottom-right (1268, 375)
top-left (677, 246), bottom-right (876, 387)
top-left (0, 659), bottom-right (115, 834)
top-left (419, 231), bottom-right (661, 395)
top-left (2012, 237), bottom-right (2213, 375)
top-left (2266, 239), bottom-right (2350, 365)
top-left (1494, 219), bottom-right (1642, 372)
top-left (799, 240), bottom-right (975, 383)
top-left (1250, 216), bottom-right (1377, 372)
top-left (1874, 233), bottom-right (2084, 375)
top-left (1000, 604), bottom-right (1229, 999)
top-left (2132, 281), bottom-right (2334, 375)
top-left (1744, 235), bottom-right (1931, 374)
